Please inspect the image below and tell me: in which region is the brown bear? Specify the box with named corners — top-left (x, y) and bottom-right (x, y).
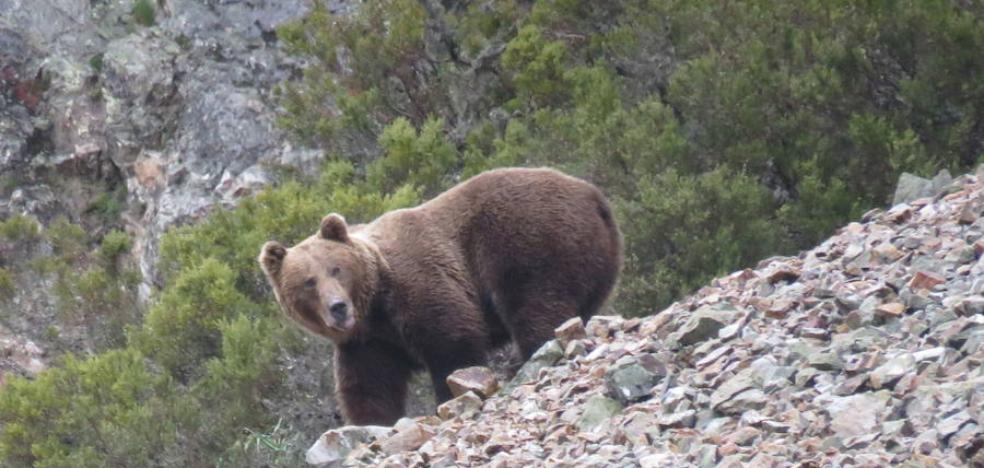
top-left (259, 167), bottom-right (621, 425)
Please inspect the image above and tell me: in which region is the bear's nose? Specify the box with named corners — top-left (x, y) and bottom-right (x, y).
top-left (329, 300), bottom-right (348, 323)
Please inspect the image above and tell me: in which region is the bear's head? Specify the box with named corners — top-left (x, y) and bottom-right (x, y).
top-left (259, 213), bottom-right (379, 343)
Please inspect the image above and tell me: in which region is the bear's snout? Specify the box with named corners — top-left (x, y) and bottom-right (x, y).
top-left (327, 299), bottom-right (351, 330)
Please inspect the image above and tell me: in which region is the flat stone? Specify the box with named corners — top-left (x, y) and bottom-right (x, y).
top-left (657, 409), bottom-right (696, 428)
top-left (506, 339), bottom-right (564, 390)
top-left (673, 305), bottom-right (738, 347)
top-left (910, 271), bottom-right (946, 291)
top-left (585, 315), bottom-right (622, 338)
top-left (870, 354), bottom-right (915, 389)
top-left (873, 243), bottom-right (903, 262)
top-left (564, 339), bottom-right (586, 358)
top-left (577, 395), bottom-right (623, 431)
top-left (893, 173), bottom-right (934, 205)
top-left (436, 391), bottom-right (483, 420)
top-left (447, 366), bottom-right (499, 399)
top-left (767, 267), bottom-right (801, 284)
top-left (605, 354), bottom-right (666, 404)
top-left (876, 302), bottom-right (906, 317)
top-left (379, 421), bottom-right (435, 455)
top-left (808, 352), bottom-right (844, 371)
top-left (958, 204), bottom-right (977, 225)
top-left (827, 392), bottom-right (890, 439)
top-left (554, 317), bottom-right (587, 347)
top-left (937, 410), bottom-right (972, 438)
top-left (306, 425), bottom-right (392, 466)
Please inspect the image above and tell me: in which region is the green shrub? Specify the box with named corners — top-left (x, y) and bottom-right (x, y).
top-left (88, 53), bottom-right (104, 73)
top-left (616, 168), bottom-right (785, 313)
top-left (0, 215), bottom-right (40, 244)
top-left (134, 258), bottom-right (259, 381)
top-left (0, 268), bottom-right (13, 301)
top-left (0, 349), bottom-right (196, 467)
top-left (369, 117), bottom-right (458, 196)
top-left (98, 230), bottom-right (132, 271)
top-left (131, 0), bottom-right (155, 27)
top-left (85, 186), bottom-right (126, 222)
top-left (46, 225), bottom-right (140, 349)
top-left (46, 216), bottom-right (88, 263)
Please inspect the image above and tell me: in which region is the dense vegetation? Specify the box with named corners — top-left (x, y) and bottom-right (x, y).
top-left (2, 0), bottom-right (983, 465)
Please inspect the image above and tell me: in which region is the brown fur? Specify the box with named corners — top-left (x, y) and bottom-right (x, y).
top-left (260, 167), bottom-right (622, 425)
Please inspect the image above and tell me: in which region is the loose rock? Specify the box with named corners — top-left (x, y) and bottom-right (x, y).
top-left (446, 366), bottom-right (499, 399)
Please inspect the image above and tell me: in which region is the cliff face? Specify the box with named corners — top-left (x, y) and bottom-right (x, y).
top-left (308, 167), bottom-right (984, 466)
top-left (1, 0), bottom-right (334, 286)
top-left (0, 0), bottom-right (328, 363)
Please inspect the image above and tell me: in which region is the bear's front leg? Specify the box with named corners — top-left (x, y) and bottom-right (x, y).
top-left (333, 341), bottom-right (413, 425)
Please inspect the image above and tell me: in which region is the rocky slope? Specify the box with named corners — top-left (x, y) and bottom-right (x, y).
top-left (306, 167), bottom-right (984, 467)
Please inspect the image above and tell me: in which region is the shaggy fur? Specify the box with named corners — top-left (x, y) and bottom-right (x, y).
top-left (260, 167), bottom-right (622, 425)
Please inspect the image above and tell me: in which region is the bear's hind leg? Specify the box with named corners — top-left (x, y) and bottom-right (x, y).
top-left (503, 292), bottom-right (583, 360)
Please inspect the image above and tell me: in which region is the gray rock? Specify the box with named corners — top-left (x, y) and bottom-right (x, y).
top-left (937, 410), bottom-right (972, 439)
top-left (954, 296), bottom-right (984, 316)
top-left (672, 304), bottom-right (738, 347)
top-left (869, 353), bottom-right (915, 389)
top-left (808, 351), bottom-right (844, 371)
top-left (931, 169), bottom-right (953, 193)
top-left (505, 339), bottom-right (564, 392)
top-left (436, 391), bottom-right (483, 420)
top-left (715, 388), bottom-right (767, 415)
top-left (565, 339), bottom-right (587, 358)
top-left (577, 395), bottom-right (623, 431)
top-left (657, 409), bottom-right (696, 428)
top-left (894, 173), bottom-right (935, 205)
top-left (306, 425), bottom-right (392, 466)
top-left (710, 367), bottom-right (765, 413)
top-left (605, 354), bottom-right (666, 404)
top-left (826, 392), bottom-right (891, 439)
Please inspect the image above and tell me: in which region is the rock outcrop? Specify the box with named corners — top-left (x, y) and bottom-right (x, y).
top-left (308, 167), bottom-right (984, 466)
top-left (0, 0), bottom-right (333, 361)
top-left (0, 0), bottom-right (336, 298)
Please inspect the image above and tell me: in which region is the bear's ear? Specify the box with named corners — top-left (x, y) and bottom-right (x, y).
top-left (320, 213), bottom-right (349, 243)
top-left (259, 241), bottom-right (287, 278)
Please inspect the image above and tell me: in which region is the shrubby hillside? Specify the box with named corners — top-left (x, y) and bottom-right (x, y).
top-left (1, 0), bottom-right (983, 465)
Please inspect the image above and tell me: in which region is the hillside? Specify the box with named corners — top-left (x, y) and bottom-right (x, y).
top-left (2, 0), bottom-right (984, 465)
top-left (307, 168), bottom-right (984, 466)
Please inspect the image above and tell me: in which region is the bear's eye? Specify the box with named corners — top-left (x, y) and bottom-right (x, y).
top-left (330, 266), bottom-right (341, 277)
top-left (303, 277), bottom-right (316, 288)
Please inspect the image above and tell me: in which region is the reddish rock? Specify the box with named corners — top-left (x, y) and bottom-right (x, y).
top-left (909, 271), bottom-right (945, 291)
top-left (554, 317), bottom-right (587, 346)
top-left (447, 366), bottom-right (499, 399)
top-left (957, 204), bottom-right (977, 225)
top-left (767, 268), bottom-right (801, 284)
top-left (875, 302), bottom-right (906, 317)
top-left (380, 421), bottom-right (435, 455)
